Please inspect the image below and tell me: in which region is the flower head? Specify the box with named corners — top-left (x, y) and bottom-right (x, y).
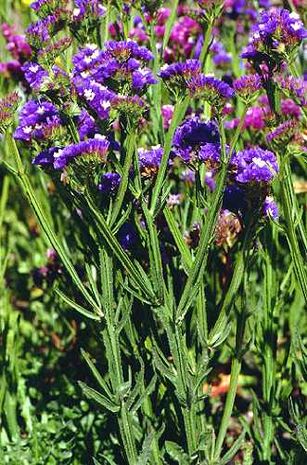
top-left (233, 74), bottom-right (262, 99)
top-left (22, 61), bottom-right (48, 90)
top-left (53, 135), bottom-right (110, 169)
top-left (138, 145), bottom-right (163, 177)
top-left (14, 100), bottom-right (61, 142)
top-left (173, 117), bottom-right (220, 164)
top-left (262, 196), bottom-right (279, 220)
top-left (98, 172), bottom-right (121, 195)
top-left (160, 60), bottom-right (201, 94)
top-left (241, 8), bottom-right (307, 63)
top-left (0, 91), bottom-right (20, 134)
top-left (188, 74), bottom-right (234, 106)
top-left (231, 147), bottom-right (278, 184)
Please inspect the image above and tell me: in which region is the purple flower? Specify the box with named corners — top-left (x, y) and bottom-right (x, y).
top-left (0, 91), bottom-right (20, 134)
top-left (233, 74), bottom-right (262, 98)
top-left (223, 184), bottom-right (247, 213)
top-left (160, 60), bottom-right (201, 93)
top-left (231, 147), bottom-right (278, 184)
top-left (77, 110), bottom-right (99, 140)
top-left (241, 8), bottom-right (307, 60)
top-left (22, 62), bottom-right (48, 90)
top-left (118, 223), bottom-right (138, 250)
top-left (173, 116), bottom-right (220, 164)
top-left (1, 23), bottom-right (32, 61)
top-left (211, 41), bottom-right (232, 68)
top-left (26, 14), bottom-right (59, 44)
top-left (53, 136), bottom-right (110, 169)
top-left (266, 119), bottom-right (298, 144)
top-left (104, 40), bottom-right (154, 63)
top-left (188, 74), bottom-right (234, 105)
top-left (98, 172), bottom-right (121, 195)
top-left (14, 100), bottom-right (61, 142)
top-left (138, 145), bottom-right (163, 177)
top-left (73, 0), bottom-right (106, 21)
top-left (72, 41), bottom-right (155, 95)
top-left (262, 196), bottom-right (279, 220)
top-left (32, 146), bottom-right (62, 166)
top-left (73, 77), bottom-right (115, 120)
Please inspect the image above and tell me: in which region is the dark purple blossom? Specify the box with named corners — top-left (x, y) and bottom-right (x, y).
top-left (14, 100), bottom-right (61, 142)
top-left (173, 117), bottom-right (220, 164)
top-left (231, 147), bottom-right (278, 184)
top-left (138, 145), bottom-right (163, 177)
top-left (77, 110), bottom-right (99, 140)
top-left (160, 60), bottom-right (201, 92)
top-left (262, 196), bottom-right (279, 220)
top-left (73, 0), bottom-right (106, 21)
top-left (22, 62), bottom-right (48, 90)
top-left (32, 146), bottom-right (62, 166)
top-left (266, 120), bottom-right (298, 144)
top-left (241, 8), bottom-right (307, 60)
top-left (73, 77), bottom-right (116, 120)
top-left (104, 40), bottom-right (154, 63)
top-left (188, 74), bottom-right (234, 105)
top-left (53, 136), bottom-right (110, 169)
top-left (233, 74), bottom-right (262, 98)
top-left (26, 15), bottom-right (59, 44)
top-left (118, 223), bottom-right (138, 250)
top-left (98, 172), bottom-right (121, 195)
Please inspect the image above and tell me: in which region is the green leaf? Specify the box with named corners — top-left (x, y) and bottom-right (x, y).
top-left (78, 381), bottom-right (120, 413)
top-left (55, 288), bottom-right (102, 320)
top-left (136, 432), bottom-right (155, 465)
top-left (81, 349), bottom-right (114, 400)
top-left (220, 429), bottom-right (247, 465)
top-left (131, 374), bottom-right (157, 414)
top-left (165, 441), bottom-right (189, 464)
top-left (164, 206), bottom-right (192, 272)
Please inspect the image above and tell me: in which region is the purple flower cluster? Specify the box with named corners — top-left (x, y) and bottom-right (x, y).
top-left (233, 74), bottom-right (262, 99)
top-left (22, 62), bottom-right (48, 90)
top-left (231, 147), bottom-right (278, 184)
top-left (241, 8), bottom-right (307, 60)
top-left (262, 196), bottom-right (279, 220)
top-left (14, 100), bottom-right (61, 142)
top-left (138, 145), bottom-right (163, 177)
top-left (0, 24), bottom-right (32, 80)
top-left (26, 14), bottom-right (60, 45)
top-left (72, 0), bottom-right (106, 21)
top-left (0, 91), bottom-right (20, 133)
top-left (72, 41), bottom-right (155, 94)
top-left (266, 119), bottom-right (298, 144)
top-left (53, 136), bottom-right (110, 169)
top-left (188, 74), bottom-right (234, 106)
top-left (160, 59), bottom-right (201, 88)
top-left (98, 172), bottom-right (121, 195)
top-left (71, 40), bottom-right (156, 122)
top-left (211, 41), bottom-right (232, 68)
top-left (173, 116), bottom-right (220, 165)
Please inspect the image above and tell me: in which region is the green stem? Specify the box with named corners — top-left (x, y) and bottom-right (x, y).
top-left (110, 131), bottom-right (136, 227)
top-left (200, 21), bottom-right (213, 73)
top-left (213, 302), bottom-right (247, 461)
top-left (101, 250), bottom-right (138, 464)
top-left (176, 117), bottom-right (229, 323)
top-left (279, 157), bottom-right (307, 302)
top-left (7, 133), bottom-right (101, 315)
top-left (150, 96), bottom-right (190, 216)
top-left (261, 249), bottom-right (275, 460)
